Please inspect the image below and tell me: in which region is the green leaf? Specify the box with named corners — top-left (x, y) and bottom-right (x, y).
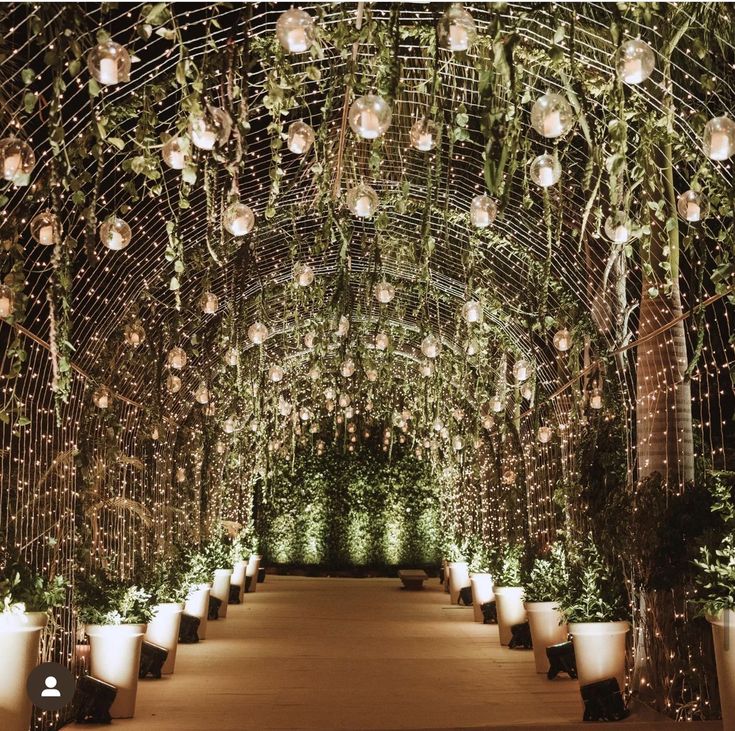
top-left (23, 92), bottom-right (38, 113)
top-left (21, 68), bottom-right (35, 85)
top-left (108, 137), bottom-right (125, 150)
top-left (88, 78), bottom-right (101, 98)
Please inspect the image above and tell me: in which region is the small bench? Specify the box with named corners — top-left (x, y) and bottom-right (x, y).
top-left (398, 570), bottom-right (429, 590)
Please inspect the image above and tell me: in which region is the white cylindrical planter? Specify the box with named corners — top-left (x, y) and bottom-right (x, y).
top-left (211, 569), bottom-right (233, 618)
top-left (569, 621), bottom-right (630, 694)
top-left (448, 561), bottom-right (470, 605)
top-left (86, 623), bottom-right (146, 719)
top-left (145, 603), bottom-right (184, 674)
top-left (442, 559), bottom-right (449, 593)
top-left (184, 583), bottom-right (211, 640)
top-left (232, 560), bottom-right (248, 603)
top-left (709, 609), bottom-right (735, 729)
top-left (246, 555), bottom-right (261, 593)
top-left (494, 586), bottom-right (527, 646)
top-left (525, 602), bottom-right (568, 673)
top-left (0, 612), bottom-right (47, 731)
top-left (470, 574), bottom-right (494, 623)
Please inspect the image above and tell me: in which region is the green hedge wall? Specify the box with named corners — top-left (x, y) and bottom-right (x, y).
top-left (259, 450), bottom-right (441, 568)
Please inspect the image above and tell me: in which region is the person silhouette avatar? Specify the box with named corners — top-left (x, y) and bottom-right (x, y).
top-left (41, 676), bottom-right (61, 698)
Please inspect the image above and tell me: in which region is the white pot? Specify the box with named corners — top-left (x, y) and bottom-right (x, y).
top-left (246, 555), bottom-right (261, 593)
top-left (525, 601), bottom-right (568, 673)
top-left (184, 583), bottom-right (211, 639)
top-left (0, 611), bottom-right (47, 731)
top-left (470, 574), bottom-right (494, 623)
top-left (86, 623), bottom-right (146, 718)
top-left (709, 609), bottom-right (735, 729)
top-left (442, 559), bottom-right (450, 593)
top-left (569, 621), bottom-right (630, 693)
top-left (211, 569), bottom-right (233, 618)
top-left (232, 560), bottom-right (248, 603)
top-left (145, 603), bottom-right (184, 674)
top-left (448, 561), bottom-right (470, 605)
top-left (494, 586), bottom-right (527, 646)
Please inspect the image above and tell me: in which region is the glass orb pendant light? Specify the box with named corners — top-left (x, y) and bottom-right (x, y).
top-left (604, 211), bottom-right (632, 243)
top-left (0, 137), bottom-right (36, 183)
top-left (167, 346), bottom-right (187, 369)
top-left (461, 299), bottom-right (482, 324)
top-left (348, 95), bottom-right (392, 140)
top-left (0, 285), bottom-right (15, 319)
top-left (346, 183), bottom-right (378, 218)
top-left (293, 262), bottom-right (315, 287)
top-left (530, 153), bottom-right (561, 187)
top-left (287, 121), bottom-right (315, 154)
top-left (223, 201), bottom-right (255, 236)
top-left (553, 328), bottom-right (572, 352)
top-left (268, 364), bottom-right (284, 383)
top-left (189, 107), bottom-right (232, 151)
top-left (99, 216), bottom-right (132, 250)
top-left (308, 364), bottom-right (321, 380)
top-left (30, 211), bottom-right (62, 246)
top-left (247, 321), bottom-right (268, 345)
top-left (409, 118), bottom-right (438, 151)
top-left (421, 334), bottom-right (441, 359)
top-left (469, 194), bottom-right (497, 228)
top-left (616, 39), bottom-right (655, 85)
top-left (590, 387), bottom-right (604, 410)
top-left (225, 347), bottom-right (238, 366)
top-left (703, 116), bottom-right (735, 160)
top-left (513, 359), bottom-right (531, 382)
top-left (199, 291), bottom-right (218, 314)
top-left (303, 331), bottom-right (316, 349)
top-left (537, 425), bottom-right (553, 444)
top-left (93, 385), bottom-right (112, 409)
top-left (166, 374), bottom-right (182, 394)
top-left (340, 358), bottom-right (356, 378)
top-left (437, 4), bottom-right (477, 52)
top-left (531, 93), bottom-right (574, 138)
top-left (162, 137), bottom-right (189, 170)
top-left (124, 320), bottom-right (145, 347)
top-left (195, 381), bottom-right (210, 405)
top-left (419, 360), bottom-right (434, 378)
top-left (276, 8), bottom-right (315, 54)
top-left (374, 280), bottom-right (395, 304)
top-left (375, 332), bottom-right (390, 351)
top-left (87, 41), bottom-right (131, 85)
top-left (677, 190), bottom-right (707, 222)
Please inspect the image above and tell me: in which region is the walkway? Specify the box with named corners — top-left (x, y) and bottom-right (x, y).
top-left (77, 575), bottom-right (722, 730)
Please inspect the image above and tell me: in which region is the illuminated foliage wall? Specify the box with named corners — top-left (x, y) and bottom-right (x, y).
top-left (260, 449), bottom-right (441, 568)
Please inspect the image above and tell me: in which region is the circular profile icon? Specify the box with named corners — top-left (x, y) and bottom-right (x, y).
top-left (27, 662), bottom-right (76, 711)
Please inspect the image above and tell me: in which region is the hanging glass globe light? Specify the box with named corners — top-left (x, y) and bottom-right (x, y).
top-left (268, 364), bottom-right (284, 383)
top-left (348, 95), bottom-right (392, 140)
top-left (337, 315), bottom-right (350, 337)
top-left (529, 153), bottom-right (561, 188)
top-left (247, 321), bottom-right (268, 345)
top-left (452, 435), bottom-right (464, 452)
top-left (374, 280), bottom-right (395, 304)
top-left (616, 39), bottom-right (656, 85)
top-left (513, 359), bottom-right (531, 382)
top-left (421, 334), bottom-right (441, 359)
top-left (87, 41), bottom-right (131, 85)
top-left (203, 402), bottom-right (216, 417)
top-left (30, 211), bottom-right (62, 246)
top-left (338, 393), bottom-right (351, 408)
top-left (162, 137), bottom-right (189, 170)
top-left (366, 367), bottom-right (378, 382)
top-left (223, 201), bottom-right (255, 236)
top-left (604, 210), bottom-right (633, 243)
top-left (189, 107), bottom-right (231, 150)
top-left (216, 441), bottom-right (225, 454)
top-left (437, 4), bottom-right (477, 52)
top-left (223, 416), bottom-right (237, 434)
top-left (304, 331), bottom-right (316, 349)
top-left (295, 406), bottom-right (309, 423)
top-left (502, 468), bottom-right (516, 485)
top-left (92, 385), bottom-right (112, 409)
top-left (490, 395), bottom-right (504, 413)
top-left (677, 190), bottom-right (708, 222)
top-left (225, 347), bottom-right (239, 367)
top-left (703, 116), bottom-right (735, 160)
top-left (409, 118), bottom-right (438, 151)
top-left (278, 396), bottom-right (292, 417)
top-left (553, 328), bottom-right (572, 352)
top-left (166, 373), bottom-right (182, 394)
top-left (461, 299), bottom-right (483, 323)
top-left (293, 262), bottom-right (315, 287)
top-left (308, 363), bottom-right (321, 380)
top-left (124, 320), bottom-right (145, 347)
top-left (0, 137), bottom-right (35, 183)
top-left (419, 360), bottom-right (434, 378)
top-left (287, 121), bottom-right (316, 154)
top-left (324, 385), bottom-right (336, 402)
top-left (194, 381), bottom-right (210, 405)
top-left (341, 358), bottom-right (356, 378)
top-left (176, 467), bottom-right (186, 483)
top-left (346, 183), bottom-right (378, 218)
top-left (537, 425), bottom-right (553, 444)
top-left (0, 285), bottom-right (14, 319)
top-left (199, 291), bottom-right (218, 314)
top-left (99, 216), bottom-right (132, 250)
top-left (365, 399), bottom-right (373, 412)
top-left (167, 346), bottom-right (187, 369)
top-left (521, 383), bottom-right (533, 401)
top-left (531, 93), bottom-right (574, 139)
top-left (590, 387), bottom-right (604, 410)
top-left (375, 332), bottom-right (390, 351)
top-left (482, 415), bottom-right (494, 431)
top-left (432, 418), bottom-right (444, 433)
top-left (469, 194), bottom-right (497, 228)
top-left (275, 8), bottom-right (315, 53)
top-left (465, 339), bottom-right (479, 356)
top-left (310, 423), bottom-right (319, 434)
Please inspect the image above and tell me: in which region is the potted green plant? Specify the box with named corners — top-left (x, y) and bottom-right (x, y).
top-left (181, 547), bottom-right (214, 639)
top-left (76, 574), bottom-right (153, 719)
top-left (142, 559), bottom-right (188, 674)
top-left (493, 544), bottom-right (527, 646)
top-left (559, 536), bottom-right (629, 694)
top-left (0, 568), bottom-right (67, 731)
top-left (523, 542), bottom-right (570, 673)
top-left (202, 535), bottom-right (234, 617)
top-left (693, 476), bottom-right (735, 728)
top-left (469, 542), bottom-right (496, 623)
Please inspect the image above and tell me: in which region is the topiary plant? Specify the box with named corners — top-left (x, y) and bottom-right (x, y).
top-left (523, 542), bottom-right (569, 603)
top-left (75, 573), bottom-right (153, 626)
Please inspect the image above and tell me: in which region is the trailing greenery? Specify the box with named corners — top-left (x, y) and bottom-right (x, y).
top-left (523, 542), bottom-right (569, 603)
top-left (75, 573), bottom-right (153, 625)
